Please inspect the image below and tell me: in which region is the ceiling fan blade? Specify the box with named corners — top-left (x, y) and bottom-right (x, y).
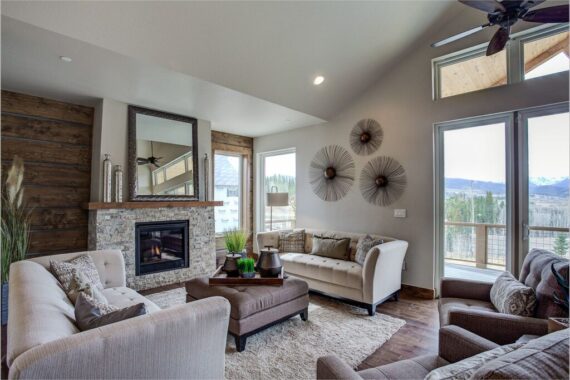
top-left (431, 24), bottom-right (491, 47)
top-left (459, 0), bottom-right (506, 13)
top-left (520, 0), bottom-right (546, 10)
top-left (486, 27), bottom-right (510, 56)
top-left (522, 4), bottom-right (569, 23)
top-left (137, 157), bottom-right (149, 164)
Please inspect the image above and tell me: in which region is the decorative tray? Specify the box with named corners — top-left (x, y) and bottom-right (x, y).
top-left (208, 266), bottom-right (285, 286)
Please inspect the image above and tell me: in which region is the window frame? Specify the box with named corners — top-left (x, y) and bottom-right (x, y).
top-left (432, 24), bottom-right (569, 100)
top-left (213, 150), bottom-right (247, 236)
top-left (256, 147), bottom-right (296, 233)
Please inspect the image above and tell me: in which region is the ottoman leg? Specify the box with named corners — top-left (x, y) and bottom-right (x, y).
top-left (300, 307), bottom-right (309, 321)
top-left (235, 335), bottom-right (247, 352)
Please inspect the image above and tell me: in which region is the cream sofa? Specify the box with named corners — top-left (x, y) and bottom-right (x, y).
top-left (256, 229), bottom-right (408, 315)
top-left (7, 250), bottom-right (230, 379)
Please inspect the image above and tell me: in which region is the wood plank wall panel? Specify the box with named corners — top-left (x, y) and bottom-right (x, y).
top-left (1, 90), bottom-right (94, 257)
top-left (211, 131), bottom-right (254, 254)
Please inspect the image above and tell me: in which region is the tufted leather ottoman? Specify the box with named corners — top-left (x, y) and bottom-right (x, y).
top-left (185, 277), bottom-right (309, 351)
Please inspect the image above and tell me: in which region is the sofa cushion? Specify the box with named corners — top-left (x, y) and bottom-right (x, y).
top-left (102, 287), bottom-right (161, 313)
top-left (311, 236), bottom-right (351, 260)
top-left (439, 298), bottom-right (496, 327)
top-left (7, 261), bottom-right (79, 367)
top-left (519, 248), bottom-right (569, 319)
top-left (279, 229), bottom-right (305, 253)
top-left (425, 343), bottom-right (523, 380)
top-left (490, 271), bottom-right (537, 317)
top-left (281, 253), bottom-right (363, 290)
top-left (472, 328), bottom-right (569, 379)
top-left (355, 235), bottom-right (384, 265)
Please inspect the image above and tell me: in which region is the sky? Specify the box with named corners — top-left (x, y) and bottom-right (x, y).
top-left (444, 113), bottom-right (569, 183)
top-left (264, 152), bottom-right (296, 177)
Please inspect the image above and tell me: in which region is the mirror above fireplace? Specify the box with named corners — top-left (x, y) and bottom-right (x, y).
top-left (128, 106), bottom-right (199, 200)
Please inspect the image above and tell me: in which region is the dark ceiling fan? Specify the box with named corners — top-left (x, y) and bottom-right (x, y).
top-left (137, 142), bottom-right (162, 168)
top-left (432, 0), bottom-right (569, 56)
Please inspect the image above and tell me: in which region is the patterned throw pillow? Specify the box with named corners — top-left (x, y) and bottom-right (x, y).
top-left (278, 230), bottom-right (306, 253)
top-left (78, 292), bottom-right (119, 316)
top-left (425, 343), bottom-right (524, 380)
top-left (490, 272), bottom-right (537, 317)
top-left (67, 268), bottom-right (109, 305)
top-left (355, 235), bottom-right (384, 265)
top-left (50, 254), bottom-right (103, 292)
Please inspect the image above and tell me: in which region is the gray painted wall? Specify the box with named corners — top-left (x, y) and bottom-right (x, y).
top-left (254, 19), bottom-right (569, 290)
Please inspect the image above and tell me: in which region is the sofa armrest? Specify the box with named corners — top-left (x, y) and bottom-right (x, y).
top-left (255, 231), bottom-right (280, 253)
top-left (317, 355), bottom-right (363, 380)
top-left (440, 277), bottom-right (493, 302)
top-left (362, 240), bottom-right (408, 304)
top-left (439, 325), bottom-right (499, 363)
top-left (9, 297), bottom-right (231, 380)
top-left (447, 308), bottom-right (548, 345)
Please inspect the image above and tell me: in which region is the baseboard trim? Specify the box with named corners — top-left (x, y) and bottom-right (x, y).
top-left (401, 284), bottom-right (435, 300)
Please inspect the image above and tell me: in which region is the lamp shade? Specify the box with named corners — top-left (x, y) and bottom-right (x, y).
top-left (267, 192), bottom-right (289, 207)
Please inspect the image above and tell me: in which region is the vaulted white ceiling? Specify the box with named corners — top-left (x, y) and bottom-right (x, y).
top-left (2, 1), bottom-right (461, 136)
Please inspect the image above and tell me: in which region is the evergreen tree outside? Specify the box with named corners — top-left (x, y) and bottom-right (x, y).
top-left (553, 234), bottom-right (569, 256)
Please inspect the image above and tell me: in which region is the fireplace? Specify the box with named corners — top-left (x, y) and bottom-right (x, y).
top-left (135, 220), bottom-right (189, 275)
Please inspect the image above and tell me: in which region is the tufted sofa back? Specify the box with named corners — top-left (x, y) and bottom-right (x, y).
top-left (519, 248), bottom-right (569, 319)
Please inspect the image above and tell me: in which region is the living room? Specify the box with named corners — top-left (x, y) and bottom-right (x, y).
top-left (1, 1), bottom-right (569, 379)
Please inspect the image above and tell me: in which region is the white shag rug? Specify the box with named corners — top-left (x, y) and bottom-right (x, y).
top-left (146, 287), bottom-right (405, 380)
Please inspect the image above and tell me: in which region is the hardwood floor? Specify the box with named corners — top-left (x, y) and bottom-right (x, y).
top-left (358, 293), bottom-right (439, 370)
top-left (1, 289), bottom-right (439, 378)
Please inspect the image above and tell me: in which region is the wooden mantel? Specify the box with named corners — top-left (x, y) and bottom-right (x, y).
top-left (82, 201), bottom-right (223, 210)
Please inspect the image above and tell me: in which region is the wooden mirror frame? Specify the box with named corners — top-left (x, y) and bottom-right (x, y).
top-left (128, 105), bottom-right (199, 201)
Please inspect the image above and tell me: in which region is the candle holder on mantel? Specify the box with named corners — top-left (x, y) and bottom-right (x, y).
top-left (102, 154), bottom-right (112, 203)
top-left (113, 165), bottom-right (123, 203)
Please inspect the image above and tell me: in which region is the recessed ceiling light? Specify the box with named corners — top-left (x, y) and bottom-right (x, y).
top-left (313, 76), bottom-right (325, 85)
top-left (59, 56), bottom-right (72, 63)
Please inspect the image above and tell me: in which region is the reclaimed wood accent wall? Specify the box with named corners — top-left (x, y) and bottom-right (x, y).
top-left (1, 90), bottom-right (94, 257)
top-left (211, 130), bottom-right (254, 254)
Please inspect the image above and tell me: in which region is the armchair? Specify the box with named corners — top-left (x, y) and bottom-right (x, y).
top-left (439, 249), bottom-right (568, 344)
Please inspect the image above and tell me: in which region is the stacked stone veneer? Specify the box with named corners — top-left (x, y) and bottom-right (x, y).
top-left (88, 206), bottom-right (216, 290)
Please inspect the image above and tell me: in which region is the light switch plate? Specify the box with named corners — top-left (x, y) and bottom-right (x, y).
top-left (394, 209), bottom-right (407, 218)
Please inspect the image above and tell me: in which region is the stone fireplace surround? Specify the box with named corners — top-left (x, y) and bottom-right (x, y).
top-left (85, 201), bottom-right (221, 290)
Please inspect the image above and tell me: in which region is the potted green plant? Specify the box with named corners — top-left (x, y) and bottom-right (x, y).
top-left (1, 156), bottom-right (31, 325)
top-left (221, 229), bottom-right (248, 277)
top-left (237, 258), bottom-right (256, 279)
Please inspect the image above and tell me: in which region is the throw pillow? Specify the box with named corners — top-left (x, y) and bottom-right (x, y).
top-left (278, 229), bottom-right (306, 253)
top-left (67, 268), bottom-right (109, 305)
top-left (75, 293), bottom-right (146, 331)
top-left (355, 235), bottom-right (384, 265)
top-left (50, 254), bottom-right (103, 291)
top-left (424, 343), bottom-right (524, 380)
top-left (310, 236), bottom-right (351, 260)
top-left (490, 272), bottom-right (537, 317)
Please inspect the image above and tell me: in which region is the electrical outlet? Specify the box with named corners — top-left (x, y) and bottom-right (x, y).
top-left (394, 209), bottom-right (407, 218)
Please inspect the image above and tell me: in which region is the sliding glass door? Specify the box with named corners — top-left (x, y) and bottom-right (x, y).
top-left (436, 115), bottom-right (513, 282)
top-left (520, 105), bottom-right (569, 261)
top-left (435, 102), bottom-right (569, 287)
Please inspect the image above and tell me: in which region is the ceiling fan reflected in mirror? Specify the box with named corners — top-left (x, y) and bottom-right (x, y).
top-left (137, 142), bottom-right (162, 168)
top-left (432, 0), bottom-right (569, 56)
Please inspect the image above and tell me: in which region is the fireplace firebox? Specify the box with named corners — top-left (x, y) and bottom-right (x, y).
top-left (135, 220), bottom-right (189, 275)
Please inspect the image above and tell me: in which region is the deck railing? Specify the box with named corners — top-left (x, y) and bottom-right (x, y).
top-left (444, 221), bottom-right (569, 268)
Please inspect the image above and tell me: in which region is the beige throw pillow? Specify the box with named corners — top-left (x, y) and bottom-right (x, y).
top-left (310, 236), bottom-right (351, 260)
top-left (67, 268), bottom-right (109, 305)
top-left (50, 254), bottom-right (103, 291)
top-left (490, 272), bottom-right (537, 317)
top-left (425, 343), bottom-right (523, 380)
top-left (278, 230), bottom-right (306, 253)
